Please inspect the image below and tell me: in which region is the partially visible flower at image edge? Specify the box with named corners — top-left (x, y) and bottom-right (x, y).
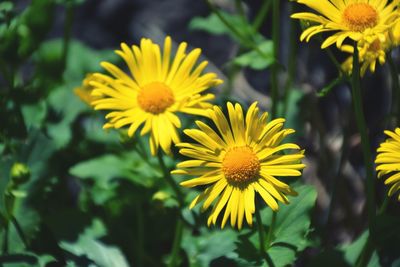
top-left (291, 0), bottom-right (400, 48)
top-left (90, 36), bottom-right (223, 155)
top-left (74, 73), bottom-right (103, 106)
top-left (340, 37), bottom-right (388, 76)
top-left (172, 102), bottom-right (305, 229)
top-left (375, 128), bottom-right (400, 201)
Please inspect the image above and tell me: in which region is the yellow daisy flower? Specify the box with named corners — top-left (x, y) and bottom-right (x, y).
top-left (341, 37), bottom-right (388, 76)
top-left (375, 128), bottom-right (400, 201)
top-left (74, 73), bottom-right (104, 106)
top-left (391, 18), bottom-right (400, 45)
top-left (90, 37), bottom-right (223, 155)
top-left (291, 0), bottom-right (400, 48)
top-left (172, 102), bottom-right (305, 229)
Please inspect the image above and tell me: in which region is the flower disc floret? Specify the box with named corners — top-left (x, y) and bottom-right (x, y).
top-left (343, 3), bottom-right (378, 31)
top-left (222, 146), bottom-right (260, 184)
top-left (137, 82), bottom-right (175, 114)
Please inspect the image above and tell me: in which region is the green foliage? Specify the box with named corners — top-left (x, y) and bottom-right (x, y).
top-left (233, 185), bottom-right (317, 267)
top-left (182, 227), bottom-right (238, 267)
top-left (69, 151), bottom-right (161, 205)
top-left (189, 12), bottom-right (260, 43)
top-left (60, 219), bottom-right (130, 267)
top-left (233, 41), bottom-right (274, 70)
top-left (189, 11), bottom-right (274, 70)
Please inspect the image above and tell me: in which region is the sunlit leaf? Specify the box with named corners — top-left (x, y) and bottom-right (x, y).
top-left (233, 41), bottom-right (274, 70)
top-left (60, 219), bottom-right (129, 267)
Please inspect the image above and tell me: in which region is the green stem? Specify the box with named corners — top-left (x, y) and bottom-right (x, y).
top-left (255, 209), bottom-right (267, 258)
top-left (2, 222), bottom-right (8, 254)
top-left (62, 0), bottom-right (74, 69)
top-left (270, 0), bottom-right (280, 119)
top-left (265, 211), bottom-right (277, 249)
top-left (255, 209), bottom-right (276, 266)
top-left (11, 216), bottom-right (28, 249)
top-left (205, 0), bottom-right (269, 58)
top-left (168, 217), bottom-right (183, 267)
top-left (135, 203), bottom-right (144, 267)
top-left (157, 152), bottom-right (184, 267)
top-left (252, 0), bottom-right (271, 32)
top-left (387, 52), bottom-right (400, 124)
top-left (157, 152), bottom-right (184, 206)
top-left (350, 42), bottom-right (375, 224)
top-left (378, 194), bottom-right (389, 215)
top-left (283, 1), bottom-right (297, 117)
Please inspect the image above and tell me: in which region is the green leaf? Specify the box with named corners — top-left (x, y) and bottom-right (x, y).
top-left (189, 12), bottom-right (264, 47)
top-left (266, 185), bottom-right (317, 266)
top-left (60, 219), bottom-right (129, 267)
top-left (340, 231), bottom-right (380, 267)
top-left (233, 41), bottom-right (274, 70)
top-left (181, 226), bottom-right (238, 267)
top-left (21, 100), bottom-right (47, 129)
top-left (234, 185), bottom-right (317, 267)
top-left (46, 84), bottom-right (86, 148)
top-left (69, 151), bottom-right (161, 204)
top-left (0, 253), bottom-right (55, 267)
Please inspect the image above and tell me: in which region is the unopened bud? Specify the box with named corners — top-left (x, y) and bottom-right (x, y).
top-left (10, 162), bottom-right (30, 185)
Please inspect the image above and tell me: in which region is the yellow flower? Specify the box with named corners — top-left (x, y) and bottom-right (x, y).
top-left (341, 37), bottom-right (388, 76)
top-left (90, 37), bottom-right (223, 155)
top-left (74, 73), bottom-right (103, 106)
top-left (172, 102), bottom-right (305, 229)
top-left (375, 128), bottom-right (400, 201)
top-left (390, 17), bottom-right (400, 45)
top-left (291, 0), bottom-right (400, 48)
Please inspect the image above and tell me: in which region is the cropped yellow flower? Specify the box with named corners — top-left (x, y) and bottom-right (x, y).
top-left (341, 37), bottom-right (388, 76)
top-left (74, 74), bottom-right (103, 106)
top-left (90, 37), bottom-right (222, 155)
top-left (291, 0), bottom-right (400, 48)
top-left (375, 128), bottom-right (400, 201)
top-left (391, 19), bottom-right (400, 45)
top-left (172, 102), bottom-right (305, 229)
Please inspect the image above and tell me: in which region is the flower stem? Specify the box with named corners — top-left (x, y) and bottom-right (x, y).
top-left (157, 152), bottom-right (184, 267)
top-left (157, 152), bottom-right (184, 206)
top-left (387, 52), bottom-right (400, 124)
top-left (255, 208), bottom-right (267, 258)
top-left (252, 0), bottom-right (271, 32)
top-left (205, 0), bottom-right (269, 57)
top-left (283, 1), bottom-right (297, 117)
top-left (270, 0), bottom-right (280, 119)
top-left (11, 216), bottom-right (28, 249)
top-left (135, 202), bottom-right (144, 267)
top-left (255, 209), bottom-right (276, 266)
top-left (350, 42), bottom-right (375, 224)
top-left (265, 211), bottom-right (277, 248)
top-left (2, 222), bottom-right (8, 254)
top-left (168, 217), bottom-right (184, 267)
top-left (62, 0), bottom-right (74, 69)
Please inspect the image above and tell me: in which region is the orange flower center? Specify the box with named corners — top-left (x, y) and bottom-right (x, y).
top-left (222, 146), bottom-right (260, 184)
top-left (137, 82), bottom-right (175, 114)
top-left (343, 3), bottom-right (378, 32)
